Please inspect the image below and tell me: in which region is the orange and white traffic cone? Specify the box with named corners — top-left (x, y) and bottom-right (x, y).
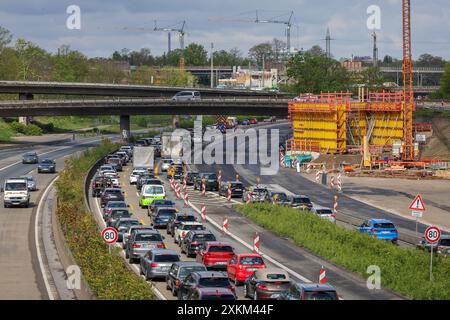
top-left (253, 232), bottom-right (260, 254)
top-left (200, 204), bottom-right (207, 221)
top-left (319, 266), bottom-right (326, 284)
top-left (183, 192), bottom-right (189, 207)
top-left (222, 216), bottom-right (228, 235)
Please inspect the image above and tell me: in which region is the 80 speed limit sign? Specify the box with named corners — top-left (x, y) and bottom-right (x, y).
top-left (424, 226), bottom-right (441, 244)
top-left (101, 227), bottom-right (118, 244)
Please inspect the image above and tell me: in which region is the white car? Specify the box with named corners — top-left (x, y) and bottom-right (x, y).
top-left (174, 222), bottom-right (205, 245)
top-left (102, 170), bottom-right (118, 178)
top-left (311, 207), bottom-right (336, 223)
top-left (110, 177), bottom-right (120, 187)
top-left (99, 165), bottom-right (115, 174)
top-left (129, 168), bottom-right (147, 185)
top-left (160, 159), bottom-right (173, 172)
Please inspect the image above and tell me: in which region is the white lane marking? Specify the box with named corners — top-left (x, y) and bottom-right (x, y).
top-left (36, 176), bottom-right (59, 300)
top-left (93, 194), bottom-right (167, 300)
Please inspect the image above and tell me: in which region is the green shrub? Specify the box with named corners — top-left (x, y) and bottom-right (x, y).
top-left (55, 139), bottom-right (155, 300)
top-left (9, 121), bottom-right (43, 136)
top-left (236, 203), bottom-right (450, 300)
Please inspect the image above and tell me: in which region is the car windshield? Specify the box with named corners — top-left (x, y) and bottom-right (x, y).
top-left (373, 223), bottom-right (396, 229)
top-left (316, 209), bottom-right (333, 215)
top-left (254, 189), bottom-right (267, 194)
top-left (21, 176), bottom-right (34, 182)
top-left (292, 197), bottom-right (310, 204)
top-left (143, 186), bottom-right (164, 194)
top-left (208, 246), bottom-right (233, 253)
top-left (135, 233), bottom-right (163, 242)
top-left (204, 174), bottom-right (217, 180)
top-left (439, 238), bottom-right (450, 246)
top-left (199, 277), bottom-right (230, 287)
top-left (201, 294), bottom-right (235, 300)
top-left (157, 210), bottom-right (176, 217)
top-left (153, 254), bottom-right (180, 263)
top-left (177, 215), bottom-right (196, 222)
top-left (111, 210), bottom-right (130, 217)
top-left (193, 234), bottom-right (216, 242)
top-left (179, 266), bottom-right (206, 277)
top-left (41, 160), bottom-right (53, 164)
top-left (303, 290), bottom-right (338, 300)
top-left (106, 189), bottom-right (122, 194)
top-left (132, 171), bottom-right (145, 175)
top-left (240, 256), bottom-right (264, 265)
top-left (266, 273), bottom-right (287, 280)
top-left (182, 224), bottom-right (204, 231)
top-left (5, 182), bottom-right (27, 191)
top-left (24, 153), bottom-right (36, 156)
top-left (118, 220), bottom-right (139, 227)
top-left (231, 183), bottom-right (243, 188)
top-left (108, 202), bottom-right (127, 208)
top-left (154, 200), bottom-right (174, 206)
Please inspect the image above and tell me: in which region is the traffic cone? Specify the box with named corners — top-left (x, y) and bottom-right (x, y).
top-left (200, 204), bottom-right (207, 221)
top-left (319, 266), bottom-right (326, 284)
top-left (253, 232), bottom-right (260, 254)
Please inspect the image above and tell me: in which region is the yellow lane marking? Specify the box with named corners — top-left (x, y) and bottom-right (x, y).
top-left (154, 159), bottom-right (162, 177)
top-left (139, 219), bottom-right (146, 225)
top-left (129, 204), bottom-right (134, 210)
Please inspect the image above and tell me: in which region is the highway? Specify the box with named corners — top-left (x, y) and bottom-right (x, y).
top-left (0, 135), bottom-right (116, 299)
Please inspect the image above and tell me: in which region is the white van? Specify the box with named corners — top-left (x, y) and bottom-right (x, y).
top-left (2, 178), bottom-right (30, 208)
top-left (171, 91), bottom-right (201, 102)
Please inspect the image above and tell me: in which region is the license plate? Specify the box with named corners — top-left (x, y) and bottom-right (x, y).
top-left (235, 189), bottom-right (242, 191)
top-left (381, 231), bottom-right (390, 234)
top-left (246, 268), bottom-right (257, 271)
top-left (215, 261), bottom-right (227, 265)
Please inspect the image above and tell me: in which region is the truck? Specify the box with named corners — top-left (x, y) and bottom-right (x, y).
top-left (161, 131), bottom-right (188, 160)
top-left (1, 178), bottom-right (30, 208)
top-left (133, 146), bottom-right (155, 170)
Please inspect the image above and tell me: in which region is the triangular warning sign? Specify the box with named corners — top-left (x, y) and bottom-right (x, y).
top-left (408, 194), bottom-right (426, 211)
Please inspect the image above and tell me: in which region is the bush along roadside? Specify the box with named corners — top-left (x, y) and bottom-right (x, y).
top-left (55, 138), bottom-right (156, 300)
top-left (235, 203), bottom-right (450, 300)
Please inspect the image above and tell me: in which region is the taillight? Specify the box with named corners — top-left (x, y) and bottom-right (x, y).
top-left (370, 228), bottom-right (376, 233)
top-left (392, 229), bottom-right (397, 233)
top-left (228, 285), bottom-right (236, 292)
top-left (331, 214), bottom-right (336, 218)
top-left (132, 244), bottom-right (141, 248)
top-left (257, 284), bottom-right (267, 290)
top-left (191, 241), bottom-right (199, 246)
top-left (238, 265), bottom-right (243, 269)
top-left (175, 279), bottom-right (181, 287)
top-left (157, 243), bottom-right (165, 249)
top-left (150, 263), bottom-right (158, 268)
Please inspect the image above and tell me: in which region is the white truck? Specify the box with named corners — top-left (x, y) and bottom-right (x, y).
top-left (2, 178), bottom-right (30, 208)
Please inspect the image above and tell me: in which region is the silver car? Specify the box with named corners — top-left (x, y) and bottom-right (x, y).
top-left (122, 225), bottom-right (154, 249)
top-left (20, 175), bottom-right (37, 191)
top-left (171, 91), bottom-right (201, 102)
top-left (140, 249), bottom-right (180, 280)
top-left (311, 207), bottom-right (336, 223)
top-left (160, 159), bottom-right (173, 172)
top-left (126, 229), bottom-right (165, 263)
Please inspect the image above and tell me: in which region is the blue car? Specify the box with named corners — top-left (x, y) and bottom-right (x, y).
top-left (357, 219), bottom-right (398, 244)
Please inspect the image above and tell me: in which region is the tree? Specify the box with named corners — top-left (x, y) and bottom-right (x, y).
top-left (0, 48), bottom-right (19, 80)
top-left (438, 62), bottom-right (450, 99)
top-left (0, 26), bottom-right (12, 52)
top-left (416, 53), bottom-right (446, 67)
top-left (248, 42), bottom-right (274, 66)
top-left (307, 45), bottom-right (325, 57)
top-left (15, 39), bottom-right (51, 80)
top-left (286, 50), bottom-right (351, 94)
top-left (183, 43), bottom-right (208, 66)
top-left (52, 45), bottom-right (89, 82)
top-left (354, 67), bottom-right (385, 89)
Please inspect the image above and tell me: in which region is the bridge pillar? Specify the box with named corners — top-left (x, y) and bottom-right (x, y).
top-left (18, 93), bottom-right (34, 125)
top-left (120, 115), bottom-right (131, 142)
top-left (172, 115), bottom-right (180, 129)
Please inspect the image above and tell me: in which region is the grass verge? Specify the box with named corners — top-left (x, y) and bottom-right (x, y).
top-left (0, 118), bottom-right (14, 141)
top-left (55, 138), bottom-right (156, 299)
top-left (236, 203), bottom-right (450, 300)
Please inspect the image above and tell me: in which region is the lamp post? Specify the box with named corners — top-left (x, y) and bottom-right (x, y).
top-left (210, 42), bottom-right (214, 88)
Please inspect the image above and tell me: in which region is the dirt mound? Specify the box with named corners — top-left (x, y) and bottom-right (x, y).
top-left (416, 116), bottom-right (450, 160)
top-left (312, 154), bottom-right (362, 169)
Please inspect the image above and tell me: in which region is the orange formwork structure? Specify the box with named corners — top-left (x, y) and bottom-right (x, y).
top-left (288, 91), bottom-right (407, 155)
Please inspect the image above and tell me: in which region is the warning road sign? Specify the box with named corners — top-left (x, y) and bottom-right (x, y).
top-left (408, 194), bottom-right (426, 211)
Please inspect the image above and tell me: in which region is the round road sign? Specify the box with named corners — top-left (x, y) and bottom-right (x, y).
top-left (424, 226), bottom-right (441, 244)
top-left (101, 227), bottom-right (118, 244)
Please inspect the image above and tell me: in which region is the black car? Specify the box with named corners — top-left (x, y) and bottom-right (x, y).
top-left (148, 199), bottom-right (176, 217)
top-left (185, 171), bottom-right (199, 185)
top-left (276, 283), bottom-right (339, 300)
top-left (177, 271), bottom-right (235, 300)
top-left (173, 165), bottom-right (185, 180)
top-left (37, 159), bottom-right (56, 173)
top-left (289, 195), bottom-right (313, 210)
top-left (166, 262), bottom-right (207, 296)
top-left (167, 213), bottom-right (198, 236)
top-left (100, 188), bottom-right (125, 207)
top-left (22, 152), bottom-right (38, 164)
top-left (151, 207), bottom-right (178, 228)
top-left (137, 176), bottom-right (158, 192)
top-left (218, 181), bottom-right (244, 198)
top-left (268, 192), bottom-right (290, 205)
top-left (194, 173), bottom-right (219, 191)
top-left (180, 230), bottom-right (217, 257)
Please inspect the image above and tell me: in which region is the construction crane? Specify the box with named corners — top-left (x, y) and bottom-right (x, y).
top-left (153, 20), bottom-right (186, 53)
top-left (402, 0), bottom-right (414, 161)
top-left (209, 10), bottom-right (295, 53)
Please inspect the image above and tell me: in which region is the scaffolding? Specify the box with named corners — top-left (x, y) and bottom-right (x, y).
top-left (288, 91), bottom-right (407, 156)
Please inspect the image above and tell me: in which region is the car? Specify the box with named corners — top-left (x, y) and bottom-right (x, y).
top-left (151, 207), bottom-right (178, 228)
top-left (240, 119), bottom-right (250, 125)
top-left (243, 186), bottom-right (269, 203)
top-left (171, 91), bottom-right (201, 102)
top-left (126, 229), bottom-right (166, 263)
top-left (140, 249), bottom-right (180, 280)
top-left (22, 152), bottom-right (38, 164)
top-left (180, 230), bottom-right (217, 257)
top-left (101, 170), bottom-right (118, 179)
top-left (98, 165), bottom-right (116, 176)
top-left (311, 207), bottom-right (336, 223)
top-left (2, 178), bottom-right (30, 208)
top-left (107, 157), bottom-right (123, 172)
top-left (227, 253), bottom-right (267, 285)
top-left (172, 165), bottom-right (185, 180)
top-left (100, 188), bottom-right (125, 207)
top-left (20, 175), bottom-right (37, 191)
top-left (289, 195), bottom-right (313, 210)
top-left (166, 262), bottom-right (208, 296)
top-left (160, 159), bottom-right (174, 172)
top-left (417, 235), bottom-right (450, 256)
top-left (276, 283), bottom-right (339, 300)
top-left (267, 192), bottom-right (290, 205)
top-left (134, 139), bottom-right (149, 147)
top-left (243, 268), bottom-right (291, 300)
top-left (113, 218), bottom-right (141, 242)
top-left (105, 208), bottom-right (132, 227)
top-left (103, 200), bottom-right (128, 219)
top-left (174, 222), bottom-right (206, 245)
top-left (249, 118), bottom-right (258, 125)
top-left (119, 145), bottom-right (133, 156)
top-left (193, 173), bottom-right (219, 191)
top-left (139, 184), bottom-right (165, 208)
top-left (196, 241), bottom-right (235, 270)
top-left (148, 199), bottom-right (176, 217)
top-left (129, 168), bottom-right (147, 185)
top-left (187, 287), bottom-right (237, 300)
top-left (115, 151), bottom-right (129, 164)
top-left (122, 225), bottom-right (154, 249)
top-left (37, 159), bottom-right (56, 173)
top-left (167, 213), bottom-right (198, 236)
top-left (92, 176), bottom-right (113, 197)
top-left (177, 271), bottom-right (235, 300)
top-left (219, 181), bottom-right (244, 198)
top-left (185, 171), bottom-right (199, 185)
top-left (136, 176), bottom-right (158, 192)
top-left (357, 219), bottom-right (398, 244)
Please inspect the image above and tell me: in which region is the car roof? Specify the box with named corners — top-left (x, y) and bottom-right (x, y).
top-left (235, 253), bottom-right (263, 258)
top-left (369, 219), bottom-right (393, 224)
top-left (189, 230), bottom-right (214, 235)
top-left (151, 249), bottom-right (178, 255)
top-left (172, 261), bottom-right (205, 268)
top-left (197, 287), bottom-right (234, 295)
top-left (117, 218), bottom-right (139, 222)
top-left (104, 188), bottom-right (121, 191)
top-left (176, 212), bottom-right (196, 217)
top-left (180, 221), bottom-right (203, 225)
top-left (191, 271), bottom-right (228, 278)
top-left (314, 206), bottom-right (332, 211)
top-left (255, 268), bottom-right (290, 281)
top-left (295, 283), bottom-right (336, 292)
top-left (206, 241), bottom-right (231, 247)
top-left (135, 229), bottom-right (160, 234)
top-left (291, 194), bottom-right (310, 198)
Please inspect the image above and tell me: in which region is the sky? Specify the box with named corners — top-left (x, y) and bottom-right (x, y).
top-left (0, 0), bottom-right (449, 60)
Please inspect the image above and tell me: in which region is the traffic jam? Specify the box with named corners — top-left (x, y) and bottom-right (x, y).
top-left (91, 136), bottom-right (449, 301)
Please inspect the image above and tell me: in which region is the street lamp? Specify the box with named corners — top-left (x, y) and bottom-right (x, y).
top-left (210, 42), bottom-right (214, 88)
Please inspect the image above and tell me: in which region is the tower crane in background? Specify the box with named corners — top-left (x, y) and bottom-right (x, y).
top-left (153, 20), bottom-right (186, 70)
top-left (209, 10), bottom-right (296, 54)
top-left (402, 0), bottom-right (414, 161)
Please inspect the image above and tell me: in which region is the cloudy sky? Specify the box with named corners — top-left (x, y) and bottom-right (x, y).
top-left (0, 0), bottom-right (449, 60)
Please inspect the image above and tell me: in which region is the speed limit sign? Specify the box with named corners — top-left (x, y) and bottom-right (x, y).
top-left (101, 227), bottom-right (118, 245)
top-left (424, 226), bottom-right (441, 244)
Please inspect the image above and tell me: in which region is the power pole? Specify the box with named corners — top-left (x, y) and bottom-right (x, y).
top-left (372, 32), bottom-right (378, 67)
top-left (210, 42), bottom-right (214, 88)
top-left (326, 28), bottom-right (331, 58)
top-left (168, 32), bottom-right (171, 53)
top-left (262, 54), bottom-right (265, 88)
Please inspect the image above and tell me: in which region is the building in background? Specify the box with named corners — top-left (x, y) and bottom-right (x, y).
top-left (218, 67), bottom-right (278, 90)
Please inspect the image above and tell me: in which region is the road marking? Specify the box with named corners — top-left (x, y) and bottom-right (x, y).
top-left (129, 204), bottom-right (134, 210)
top-left (36, 176), bottom-right (60, 300)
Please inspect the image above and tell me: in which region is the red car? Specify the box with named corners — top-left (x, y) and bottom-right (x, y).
top-left (227, 253), bottom-right (266, 285)
top-left (196, 242), bottom-right (235, 269)
top-left (249, 119), bottom-right (258, 125)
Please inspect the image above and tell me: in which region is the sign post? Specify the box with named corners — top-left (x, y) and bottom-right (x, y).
top-left (408, 194), bottom-right (426, 237)
top-left (424, 226), bottom-right (441, 281)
